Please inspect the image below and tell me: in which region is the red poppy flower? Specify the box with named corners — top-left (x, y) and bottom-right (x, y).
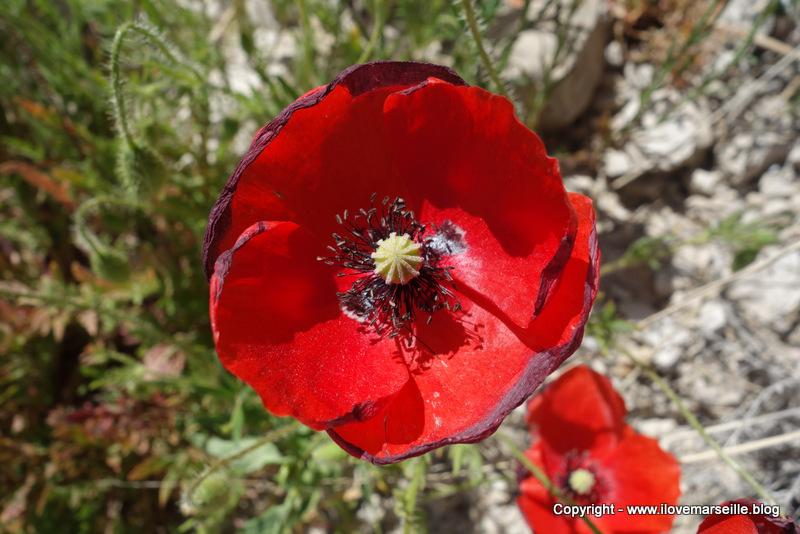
top-left (696, 499), bottom-right (799, 534)
top-left (204, 61), bottom-right (600, 464)
top-left (517, 366), bottom-right (681, 533)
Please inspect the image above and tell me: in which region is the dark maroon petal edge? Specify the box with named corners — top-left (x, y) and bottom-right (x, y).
top-left (327, 218), bottom-right (601, 465)
top-left (202, 61), bottom-right (468, 281)
top-left (533, 210), bottom-right (578, 320)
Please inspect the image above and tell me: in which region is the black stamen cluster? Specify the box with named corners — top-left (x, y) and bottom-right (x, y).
top-left (318, 194), bottom-right (461, 336)
top-left (556, 452), bottom-right (605, 506)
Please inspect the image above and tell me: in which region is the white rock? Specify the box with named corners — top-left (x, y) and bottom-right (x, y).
top-left (727, 250), bottom-right (800, 333)
top-left (715, 95), bottom-right (796, 185)
top-left (653, 346), bottom-right (682, 370)
top-left (506, 30), bottom-right (557, 81)
top-left (563, 174), bottom-right (597, 195)
top-left (580, 335), bottom-right (601, 353)
top-left (623, 62), bottom-right (655, 90)
top-left (635, 418), bottom-right (678, 439)
top-left (699, 301), bottom-right (728, 335)
top-left (640, 101), bottom-right (713, 172)
top-left (685, 187), bottom-right (747, 224)
top-left (641, 317), bottom-right (691, 352)
top-left (717, 0), bottom-right (775, 36)
top-left (595, 187), bottom-right (632, 221)
top-left (717, 132), bottom-right (794, 185)
top-left (644, 205), bottom-right (701, 239)
top-left (672, 243), bottom-right (728, 281)
top-left (244, 0), bottom-right (279, 27)
top-left (689, 169), bottom-right (724, 196)
top-left (607, 94), bottom-right (713, 177)
top-left (604, 144), bottom-right (652, 178)
top-left (504, 0), bottom-right (611, 131)
top-left (759, 164), bottom-right (798, 199)
top-left (612, 98), bottom-right (641, 129)
top-left (605, 40), bottom-right (624, 67)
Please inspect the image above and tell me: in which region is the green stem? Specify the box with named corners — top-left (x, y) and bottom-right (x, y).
top-left (358, 0), bottom-right (384, 64)
top-left (183, 421), bottom-right (302, 513)
top-left (459, 0), bottom-right (510, 99)
top-left (296, 0), bottom-right (315, 90)
top-left (498, 434), bottom-right (603, 534)
top-left (617, 344), bottom-right (783, 514)
top-left (402, 457), bottom-right (428, 534)
top-left (110, 22), bottom-right (137, 147)
top-left (110, 21), bottom-right (202, 146)
top-left (73, 195), bottom-right (143, 254)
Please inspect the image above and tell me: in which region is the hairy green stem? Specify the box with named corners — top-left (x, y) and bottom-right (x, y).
top-left (73, 195), bottom-right (144, 253)
top-left (296, 0), bottom-right (315, 90)
top-left (459, 0), bottom-right (510, 99)
top-left (402, 458), bottom-right (427, 534)
top-left (110, 21), bottom-right (202, 146)
top-left (183, 421), bottom-right (302, 513)
top-left (617, 344), bottom-right (783, 514)
top-left (358, 0), bottom-right (384, 64)
top-left (498, 434), bottom-right (603, 534)
top-left (110, 23), bottom-right (137, 147)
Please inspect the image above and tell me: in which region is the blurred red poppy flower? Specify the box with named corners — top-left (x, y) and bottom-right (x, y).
top-left (517, 366), bottom-right (680, 533)
top-left (204, 61), bottom-right (600, 464)
top-left (697, 499), bottom-right (799, 534)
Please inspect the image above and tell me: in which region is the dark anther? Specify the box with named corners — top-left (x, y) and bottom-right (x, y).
top-left (318, 195), bottom-right (461, 335)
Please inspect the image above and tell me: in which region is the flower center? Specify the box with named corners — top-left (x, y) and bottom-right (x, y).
top-left (371, 232), bottom-right (423, 284)
top-left (556, 452), bottom-right (606, 505)
top-left (319, 195), bottom-right (462, 336)
top-left (567, 468), bottom-right (596, 496)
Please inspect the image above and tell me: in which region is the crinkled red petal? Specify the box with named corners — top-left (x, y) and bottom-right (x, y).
top-left (327, 194), bottom-right (599, 464)
top-left (599, 433), bottom-right (681, 533)
top-left (328, 294), bottom-right (542, 462)
top-left (383, 80), bottom-right (578, 327)
top-left (526, 366), bottom-right (628, 463)
top-left (210, 221), bottom-right (409, 430)
top-left (203, 62), bottom-right (467, 280)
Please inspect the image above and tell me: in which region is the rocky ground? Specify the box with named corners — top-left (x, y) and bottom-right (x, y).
top-left (420, 0), bottom-right (800, 532)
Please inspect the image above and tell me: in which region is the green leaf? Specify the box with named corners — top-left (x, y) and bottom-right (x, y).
top-left (196, 435), bottom-right (285, 474)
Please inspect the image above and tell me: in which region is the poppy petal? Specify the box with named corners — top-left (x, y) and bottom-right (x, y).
top-left (383, 81), bottom-right (578, 327)
top-left (525, 365), bottom-right (628, 461)
top-left (328, 294), bottom-right (541, 462)
top-left (698, 516), bottom-right (760, 534)
top-left (327, 193), bottom-right (599, 464)
top-left (210, 221), bottom-right (410, 430)
top-left (203, 62), bottom-right (467, 279)
top-left (600, 433), bottom-right (681, 533)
